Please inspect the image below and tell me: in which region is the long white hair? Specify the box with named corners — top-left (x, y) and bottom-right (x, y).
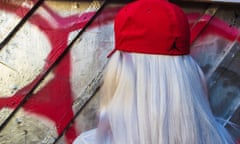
top-left (96, 51), bottom-right (234, 144)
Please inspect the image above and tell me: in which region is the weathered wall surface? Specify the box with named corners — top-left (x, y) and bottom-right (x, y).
top-left (0, 0), bottom-right (239, 143)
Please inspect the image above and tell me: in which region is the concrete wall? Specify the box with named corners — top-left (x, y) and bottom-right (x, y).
top-left (0, 0), bottom-right (239, 143)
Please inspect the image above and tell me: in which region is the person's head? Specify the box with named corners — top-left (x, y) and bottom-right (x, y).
top-left (101, 0), bottom-right (195, 108)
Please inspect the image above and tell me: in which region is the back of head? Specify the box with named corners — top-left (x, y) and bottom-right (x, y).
top-left (103, 0), bottom-right (193, 111)
top-left (108, 0), bottom-right (190, 57)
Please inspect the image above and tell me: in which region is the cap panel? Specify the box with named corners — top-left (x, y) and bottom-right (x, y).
top-left (109, 0), bottom-right (190, 57)
top-left (170, 3), bottom-right (190, 54)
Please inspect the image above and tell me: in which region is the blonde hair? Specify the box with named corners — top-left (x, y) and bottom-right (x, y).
top-left (97, 51), bottom-right (234, 144)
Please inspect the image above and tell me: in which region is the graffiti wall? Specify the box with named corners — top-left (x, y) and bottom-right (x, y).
top-left (0, 0), bottom-right (239, 143)
top-left (0, 0), bottom-right (115, 143)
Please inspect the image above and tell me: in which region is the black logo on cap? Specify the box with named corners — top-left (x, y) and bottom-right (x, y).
top-left (169, 39), bottom-right (180, 52)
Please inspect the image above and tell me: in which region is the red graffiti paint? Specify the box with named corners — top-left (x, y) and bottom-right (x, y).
top-left (188, 13), bottom-right (240, 43)
top-left (0, 2), bottom-right (118, 143)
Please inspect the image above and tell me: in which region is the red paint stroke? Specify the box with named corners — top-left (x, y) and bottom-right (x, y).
top-left (188, 13), bottom-right (240, 43)
top-left (0, 1), bottom-right (119, 143)
top-left (190, 15), bottom-right (215, 44)
top-left (0, 1), bottom-right (36, 17)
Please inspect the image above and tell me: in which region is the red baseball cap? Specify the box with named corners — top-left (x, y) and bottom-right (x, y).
top-left (108, 0), bottom-right (190, 57)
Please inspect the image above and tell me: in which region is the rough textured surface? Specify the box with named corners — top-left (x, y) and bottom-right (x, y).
top-left (0, 108), bottom-right (57, 144)
top-left (0, 11), bottom-right (51, 97)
